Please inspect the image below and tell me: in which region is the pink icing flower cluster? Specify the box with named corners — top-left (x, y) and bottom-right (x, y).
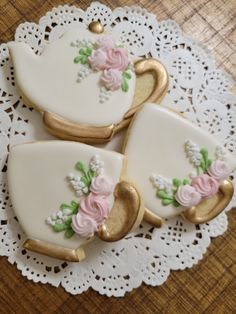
top-left (175, 160), bottom-right (230, 208)
top-left (88, 35), bottom-right (130, 91)
top-left (72, 174), bottom-right (114, 238)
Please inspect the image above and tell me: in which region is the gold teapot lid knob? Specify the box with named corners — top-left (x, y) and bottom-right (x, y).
top-left (88, 21), bottom-right (104, 34)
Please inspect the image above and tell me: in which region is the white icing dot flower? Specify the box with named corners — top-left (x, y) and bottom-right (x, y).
top-left (185, 140), bottom-right (202, 167)
top-left (67, 173), bottom-right (74, 180)
top-left (76, 190), bottom-right (84, 197)
top-left (62, 207), bottom-right (72, 215)
top-left (150, 174), bottom-right (173, 192)
top-left (82, 186), bottom-right (89, 194)
top-left (51, 212), bottom-right (57, 220)
top-left (57, 211), bottom-right (63, 219)
top-left (215, 146), bottom-right (226, 161)
top-left (164, 182), bottom-right (173, 194)
top-left (89, 155), bottom-right (104, 173)
top-left (46, 217), bottom-right (53, 225)
top-left (68, 174), bottom-right (87, 194)
top-left (62, 215), bottom-right (69, 222)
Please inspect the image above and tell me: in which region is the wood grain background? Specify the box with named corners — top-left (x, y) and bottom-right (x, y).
top-left (0, 0), bottom-right (235, 313)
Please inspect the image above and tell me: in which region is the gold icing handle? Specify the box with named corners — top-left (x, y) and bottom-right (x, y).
top-left (183, 180), bottom-right (234, 224)
top-left (123, 58), bottom-right (169, 120)
top-left (97, 181), bottom-right (144, 242)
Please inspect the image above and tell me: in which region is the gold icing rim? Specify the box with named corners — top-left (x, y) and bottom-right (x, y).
top-left (23, 238), bottom-right (86, 262)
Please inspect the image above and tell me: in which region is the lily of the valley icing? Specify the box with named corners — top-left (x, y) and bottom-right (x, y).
top-left (71, 35), bottom-right (133, 101)
top-left (150, 141), bottom-right (230, 208)
top-left (46, 155), bottom-right (114, 238)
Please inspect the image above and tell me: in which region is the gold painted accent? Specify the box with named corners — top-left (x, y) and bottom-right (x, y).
top-left (183, 179), bottom-right (234, 224)
top-left (43, 58), bottom-right (168, 144)
top-left (88, 21), bottom-right (104, 34)
top-left (123, 59), bottom-right (169, 120)
top-left (23, 239), bottom-right (86, 262)
top-left (97, 181), bottom-right (144, 242)
top-left (43, 112), bottom-right (115, 144)
top-left (143, 207), bottom-right (163, 228)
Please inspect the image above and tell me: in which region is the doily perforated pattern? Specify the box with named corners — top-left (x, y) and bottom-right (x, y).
top-left (0, 2), bottom-right (235, 297)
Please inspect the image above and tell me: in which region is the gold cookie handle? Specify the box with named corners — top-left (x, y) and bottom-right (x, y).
top-left (43, 111), bottom-right (115, 144)
top-left (23, 239), bottom-right (86, 262)
top-left (97, 181), bottom-right (144, 242)
top-left (123, 58), bottom-right (169, 121)
top-left (183, 180), bottom-right (234, 224)
top-left (143, 208), bottom-right (163, 228)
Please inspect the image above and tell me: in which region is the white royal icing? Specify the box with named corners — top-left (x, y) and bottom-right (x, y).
top-left (8, 28), bottom-right (136, 126)
top-left (124, 103), bottom-right (236, 218)
top-left (7, 141), bottom-right (124, 249)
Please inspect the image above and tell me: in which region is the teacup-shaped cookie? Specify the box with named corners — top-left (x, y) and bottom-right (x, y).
top-left (8, 22), bottom-right (168, 144)
top-left (123, 104), bottom-right (235, 224)
top-left (8, 141), bottom-right (144, 262)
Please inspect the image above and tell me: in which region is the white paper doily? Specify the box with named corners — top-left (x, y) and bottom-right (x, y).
top-left (0, 2), bottom-right (236, 297)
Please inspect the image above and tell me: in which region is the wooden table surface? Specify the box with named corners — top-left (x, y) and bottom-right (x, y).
top-left (0, 0), bottom-right (235, 313)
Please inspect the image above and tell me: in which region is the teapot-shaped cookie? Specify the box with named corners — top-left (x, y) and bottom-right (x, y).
top-left (123, 104), bottom-right (235, 224)
top-left (8, 22), bottom-right (168, 144)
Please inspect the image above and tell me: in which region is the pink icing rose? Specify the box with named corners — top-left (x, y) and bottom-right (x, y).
top-left (106, 48), bottom-right (129, 71)
top-left (175, 185), bottom-right (201, 207)
top-left (90, 174), bottom-right (114, 196)
top-left (96, 35), bottom-right (115, 50)
top-left (72, 212), bottom-right (97, 238)
top-left (101, 69), bottom-right (122, 90)
top-left (79, 192), bottom-right (110, 224)
top-left (208, 160), bottom-right (230, 181)
top-left (88, 49), bottom-right (107, 71)
top-left (191, 174), bottom-right (219, 199)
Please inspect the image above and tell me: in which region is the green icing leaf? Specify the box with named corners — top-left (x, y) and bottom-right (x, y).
top-left (65, 217), bottom-right (73, 226)
top-left (173, 199), bottom-right (180, 207)
top-left (60, 203), bottom-right (69, 210)
top-left (200, 159), bottom-right (206, 171)
top-left (80, 176), bottom-right (89, 186)
top-left (76, 161), bottom-right (88, 175)
top-left (74, 56), bottom-right (81, 64)
top-left (81, 56), bottom-right (88, 64)
top-left (200, 148), bottom-right (211, 172)
top-left (116, 44), bottom-right (124, 48)
top-left (65, 228), bottom-right (75, 238)
top-left (156, 190), bottom-right (173, 200)
top-left (183, 179), bottom-right (190, 185)
top-left (207, 159), bottom-right (212, 167)
top-left (123, 71), bottom-right (132, 79)
top-left (60, 201), bottom-right (78, 214)
top-left (162, 199), bottom-right (173, 206)
top-left (85, 47), bottom-right (92, 56)
top-left (173, 178), bottom-right (181, 187)
top-left (71, 200), bottom-right (78, 208)
top-left (87, 169), bottom-right (95, 181)
top-left (121, 78), bottom-right (129, 92)
top-left (200, 148), bottom-right (208, 160)
top-left (53, 223), bottom-right (67, 232)
top-left (79, 48), bottom-right (86, 55)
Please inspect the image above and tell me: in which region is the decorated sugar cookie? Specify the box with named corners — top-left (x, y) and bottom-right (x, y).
top-left (8, 141), bottom-right (144, 262)
top-left (123, 104), bottom-right (235, 224)
top-left (8, 22), bottom-right (168, 144)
